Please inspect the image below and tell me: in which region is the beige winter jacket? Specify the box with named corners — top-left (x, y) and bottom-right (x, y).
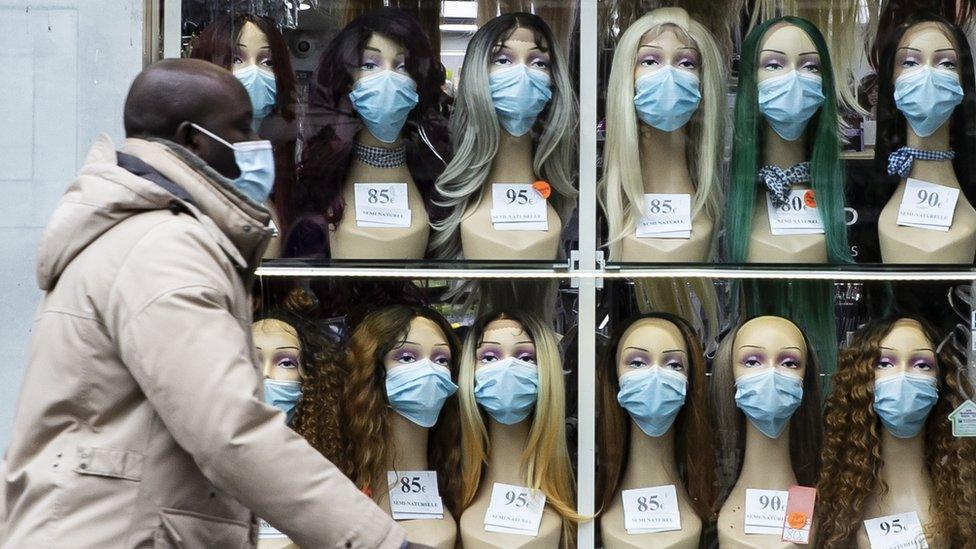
top-left (0, 135), bottom-right (405, 548)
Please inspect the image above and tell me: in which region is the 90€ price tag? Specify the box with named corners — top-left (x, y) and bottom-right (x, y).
top-left (864, 511), bottom-right (929, 549)
top-left (386, 470), bottom-right (443, 520)
top-left (744, 489), bottom-right (789, 535)
top-left (621, 484), bottom-right (681, 534)
top-left (484, 482), bottom-right (547, 537)
top-left (896, 178), bottom-right (960, 232)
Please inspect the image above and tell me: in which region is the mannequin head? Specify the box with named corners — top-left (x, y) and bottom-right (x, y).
top-left (596, 312), bottom-right (716, 521)
top-left (340, 304), bottom-right (461, 516)
top-left (298, 7), bottom-right (449, 230)
top-left (458, 310), bottom-right (579, 534)
top-left (817, 316), bottom-right (976, 546)
top-left (253, 318), bottom-right (303, 381)
top-left (600, 8), bottom-right (724, 261)
top-left (711, 316), bottom-right (822, 506)
top-left (429, 13), bottom-right (577, 260)
top-left (873, 13), bottom-right (976, 204)
top-left (725, 16), bottom-right (850, 264)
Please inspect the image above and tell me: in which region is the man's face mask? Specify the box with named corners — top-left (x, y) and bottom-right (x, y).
top-left (191, 123), bottom-right (275, 205)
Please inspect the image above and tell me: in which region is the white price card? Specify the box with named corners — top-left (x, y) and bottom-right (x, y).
top-left (387, 470), bottom-right (443, 520)
top-left (636, 194), bottom-right (692, 239)
top-left (354, 183), bottom-right (411, 228)
top-left (258, 518), bottom-right (287, 539)
top-left (766, 190), bottom-right (825, 236)
top-left (483, 482), bottom-right (547, 537)
top-left (897, 179), bottom-right (960, 232)
top-left (621, 484), bottom-right (682, 534)
top-left (864, 511), bottom-right (929, 549)
top-left (744, 489), bottom-right (789, 535)
top-left (490, 184), bottom-right (549, 231)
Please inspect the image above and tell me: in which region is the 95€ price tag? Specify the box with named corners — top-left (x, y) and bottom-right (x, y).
top-left (386, 470), bottom-right (443, 521)
top-left (483, 482), bottom-right (547, 537)
top-left (766, 190), bottom-right (825, 236)
top-left (896, 178), bottom-right (960, 232)
top-left (621, 484), bottom-right (682, 534)
top-left (864, 511), bottom-right (929, 549)
top-left (744, 489), bottom-right (789, 535)
top-left (636, 194), bottom-right (692, 239)
top-left (354, 183), bottom-right (411, 228)
top-left (490, 184), bottom-right (549, 231)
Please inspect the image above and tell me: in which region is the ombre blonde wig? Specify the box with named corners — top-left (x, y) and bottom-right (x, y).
top-left (458, 310), bottom-right (580, 543)
top-left (600, 7), bottom-right (725, 261)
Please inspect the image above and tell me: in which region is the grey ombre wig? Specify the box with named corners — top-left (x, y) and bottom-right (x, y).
top-left (429, 12), bottom-right (578, 260)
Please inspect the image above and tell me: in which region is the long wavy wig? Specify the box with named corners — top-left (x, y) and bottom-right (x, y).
top-left (596, 312), bottom-right (716, 521)
top-left (429, 13), bottom-right (578, 260)
top-left (725, 16), bottom-right (850, 264)
top-left (816, 317), bottom-right (976, 548)
top-left (458, 310), bottom-right (580, 542)
top-left (339, 305), bottom-right (462, 518)
top-left (600, 8), bottom-right (725, 261)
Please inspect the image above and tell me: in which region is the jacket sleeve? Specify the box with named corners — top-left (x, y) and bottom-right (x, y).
top-left (109, 219), bottom-right (405, 549)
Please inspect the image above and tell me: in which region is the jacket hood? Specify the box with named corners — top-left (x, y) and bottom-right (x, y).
top-left (36, 134), bottom-right (272, 291)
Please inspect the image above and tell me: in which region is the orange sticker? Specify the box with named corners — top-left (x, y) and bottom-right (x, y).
top-left (533, 180), bottom-right (551, 199)
top-left (803, 190), bottom-right (817, 208)
top-left (787, 511), bottom-right (807, 529)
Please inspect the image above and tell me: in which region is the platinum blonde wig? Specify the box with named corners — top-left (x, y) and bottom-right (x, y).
top-left (458, 310), bottom-right (580, 541)
top-left (429, 13), bottom-right (578, 260)
top-left (600, 7), bottom-right (725, 261)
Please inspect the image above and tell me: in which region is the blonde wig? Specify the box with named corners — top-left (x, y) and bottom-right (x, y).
top-left (600, 8), bottom-right (725, 261)
top-left (429, 12), bottom-right (578, 260)
top-left (458, 310), bottom-right (580, 542)
top-left (817, 317), bottom-right (976, 548)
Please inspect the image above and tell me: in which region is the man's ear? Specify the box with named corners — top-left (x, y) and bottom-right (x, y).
top-left (175, 121), bottom-right (203, 154)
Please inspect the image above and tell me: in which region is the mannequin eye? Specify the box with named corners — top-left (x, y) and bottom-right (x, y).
top-left (232, 56), bottom-right (244, 65)
top-left (516, 352), bottom-right (537, 363)
top-left (360, 60), bottom-right (379, 71)
top-left (665, 359), bottom-right (684, 371)
top-left (741, 357), bottom-right (763, 368)
top-left (677, 59), bottom-right (697, 69)
top-left (779, 358), bottom-right (801, 369)
top-left (626, 358), bottom-right (647, 369)
top-left (912, 360), bottom-right (934, 371)
top-left (529, 57), bottom-right (550, 70)
top-left (259, 57), bottom-right (274, 69)
top-left (492, 54), bottom-right (513, 66)
top-left (901, 59), bottom-right (920, 68)
top-left (938, 60), bottom-right (957, 69)
top-left (800, 62), bottom-right (821, 73)
top-left (276, 358), bottom-right (299, 370)
top-left (478, 351), bottom-right (499, 363)
top-left (762, 61), bottom-right (784, 71)
top-left (639, 57), bottom-right (660, 68)
top-left (433, 354), bottom-right (451, 366)
top-left (875, 359), bottom-right (895, 370)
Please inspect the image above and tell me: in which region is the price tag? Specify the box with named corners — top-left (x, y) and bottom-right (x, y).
top-left (483, 482), bottom-right (547, 537)
top-left (864, 511), bottom-right (929, 549)
top-left (354, 183), bottom-right (411, 228)
top-left (621, 484), bottom-right (682, 534)
top-left (781, 486), bottom-right (816, 544)
top-left (387, 470), bottom-right (443, 520)
top-left (490, 184), bottom-right (549, 231)
top-left (766, 190), bottom-right (825, 236)
top-left (744, 489), bottom-right (789, 535)
top-left (636, 194), bottom-right (692, 239)
top-left (897, 179), bottom-right (960, 232)
top-left (258, 518), bottom-right (287, 539)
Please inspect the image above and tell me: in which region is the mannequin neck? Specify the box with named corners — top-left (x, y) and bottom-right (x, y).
top-left (387, 410), bottom-right (430, 472)
top-left (878, 427), bottom-right (928, 489)
top-left (621, 419), bottom-right (680, 487)
top-left (486, 415), bottom-right (532, 486)
top-left (904, 123), bottom-right (959, 187)
top-left (355, 128), bottom-right (403, 150)
top-left (487, 130), bottom-right (536, 185)
top-left (738, 419), bottom-right (796, 487)
top-left (639, 124), bottom-right (694, 194)
top-left (762, 122), bottom-right (807, 170)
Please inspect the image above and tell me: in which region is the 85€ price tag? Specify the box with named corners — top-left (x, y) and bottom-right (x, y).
top-left (636, 194), bottom-right (692, 239)
top-left (483, 482), bottom-right (547, 537)
top-left (355, 183), bottom-right (411, 228)
top-left (386, 470), bottom-right (443, 521)
top-left (897, 178), bottom-right (960, 232)
top-left (621, 484), bottom-right (682, 534)
top-left (766, 190), bottom-right (825, 236)
top-left (864, 511), bottom-right (929, 548)
top-left (744, 489), bottom-right (789, 535)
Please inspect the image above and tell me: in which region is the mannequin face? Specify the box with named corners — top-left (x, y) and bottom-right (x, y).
top-left (894, 22), bottom-right (959, 80)
top-left (757, 23), bottom-right (821, 83)
top-left (253, 318), bottom-right (302, 381)
top-left (234, 21), bottom-right (274, 75)
top-left (489, 26), bottom-right (552, 77)
top-left (874, 318), bottom-right (939, 381)
top-left (384, 317), bottom-right (452, 372)
top-left (633, 26), bottom-right (701, 80)
top-left (476, 319), bottom-right (537, 368)
top-left (732, 316), bottom-right (807, 380)
top-left (616, 318), bottom-right (689, 380)
top-left (355, 32), bottom-right (409, 82)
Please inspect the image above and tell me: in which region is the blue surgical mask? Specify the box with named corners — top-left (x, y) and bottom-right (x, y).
top-left (264, 379), bottom-right (302, 424)
top-left (385, 359), bottom-right (459, 428)
top-left (874, 373), bottom-right (939, 438)
top-left (616, 366), bottom-right (687, 437)
top-left (474, 357), bottom-right (539, 425)
top-left (757, 71), bottom-right (825, 141)
top-left (489, 64), bottom-right (553, 137)
top-left (734, 368), bottom-right (804, 439)
top-left (191, 123), bottom-right (276, 204)
top-left (894, 66), bottom-right (964, 138)
top-left (634, 66), bottom-right (702, 132)
top-left (348, 70), bottom-right (419, 144)
top-left (234, 65), bottom-right (277, 132)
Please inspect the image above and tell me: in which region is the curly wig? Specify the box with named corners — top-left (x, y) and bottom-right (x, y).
top-left (596, 312), bottom-right (716, 521)
top-left (816, 317), bottom-right (976, 548)
top-left (339, 304), bottom-right (462, 518)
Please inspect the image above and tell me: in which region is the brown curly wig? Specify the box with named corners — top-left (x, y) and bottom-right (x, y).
top-left (340, 305), bottom-right (462, 518)
top-left (816, 316), bottom-right (976, 548)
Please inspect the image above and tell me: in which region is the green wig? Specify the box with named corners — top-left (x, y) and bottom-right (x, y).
top-left (725, 16), bottom-right (851, 264)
